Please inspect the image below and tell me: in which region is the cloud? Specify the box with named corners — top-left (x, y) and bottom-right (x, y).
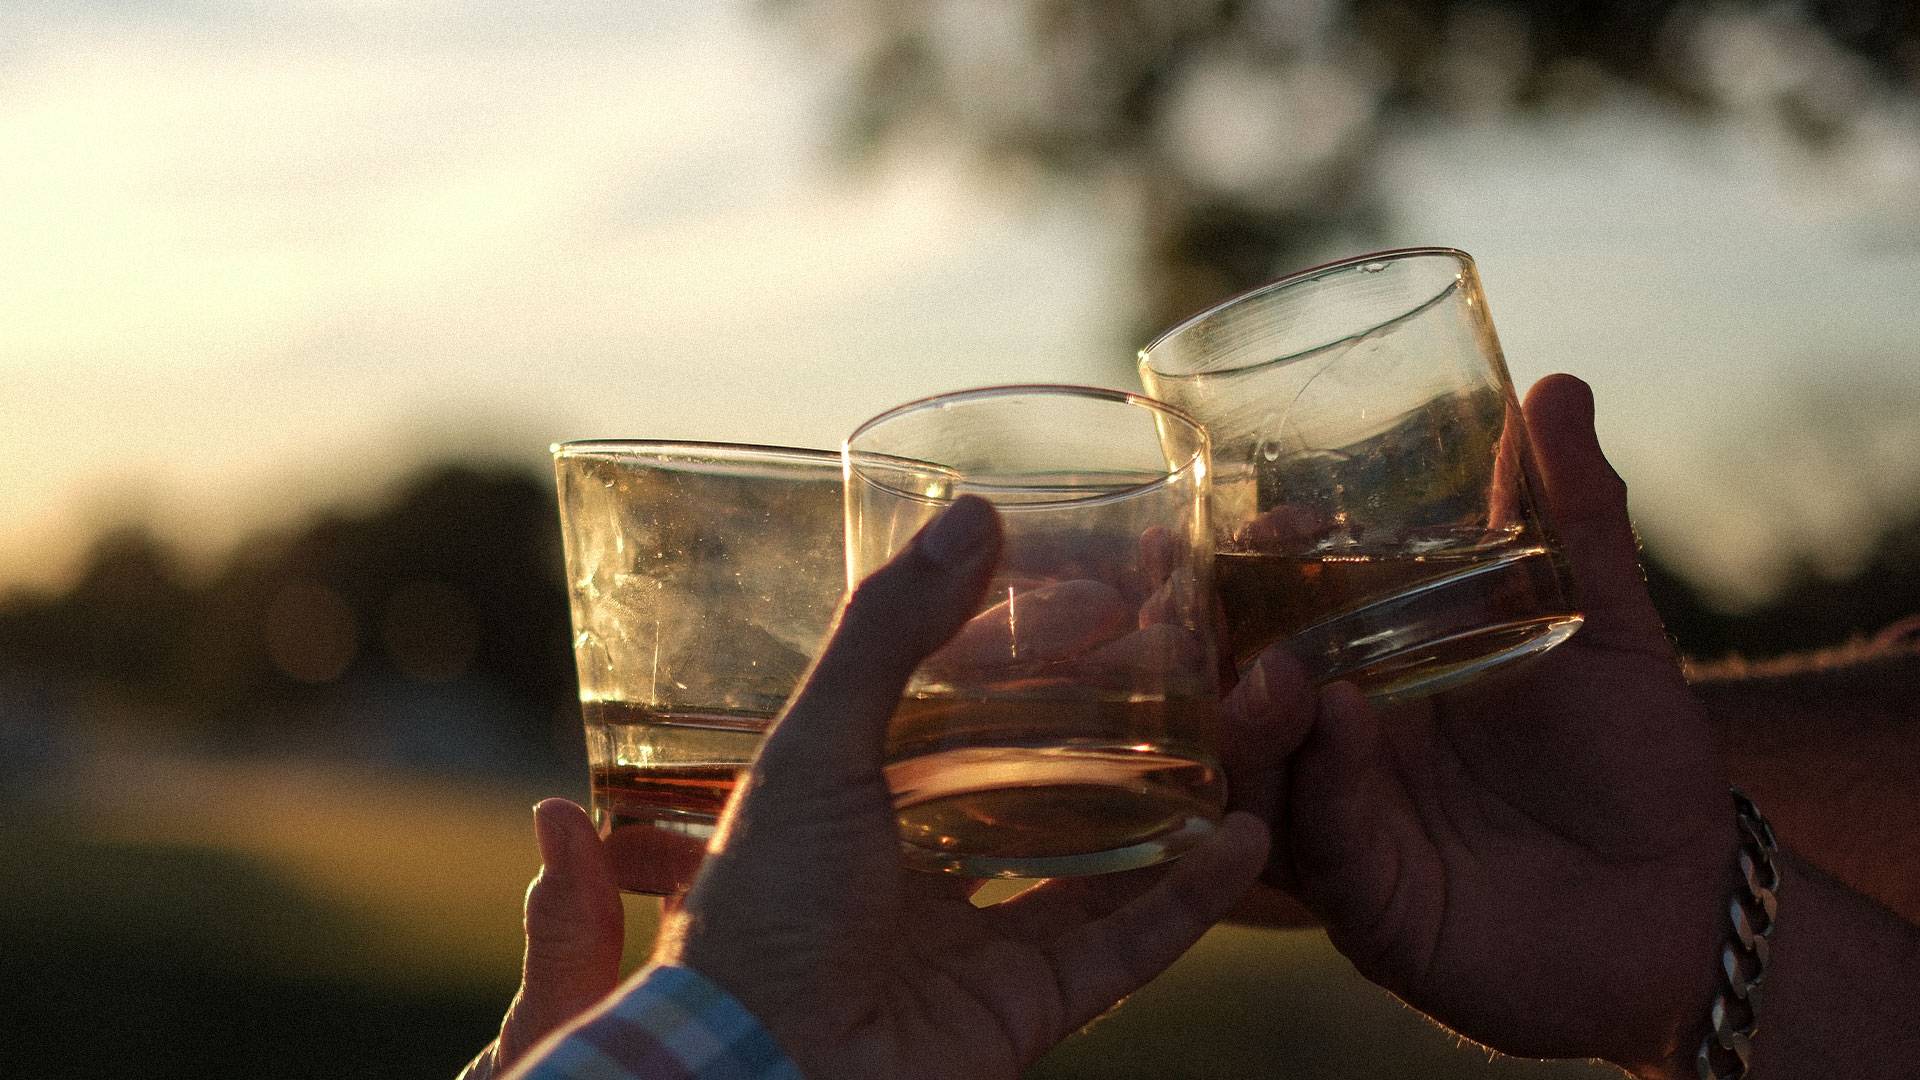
top-left (0, 3), bottom-right (1134, 589)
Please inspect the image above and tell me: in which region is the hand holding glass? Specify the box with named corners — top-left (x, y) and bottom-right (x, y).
top-left (846, 386), bottom-right (1227, 878)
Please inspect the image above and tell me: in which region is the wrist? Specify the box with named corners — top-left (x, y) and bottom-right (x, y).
top-left (1740, 852), bottom-right (1920, 1079)
top-left (1632, 790), bottom-right (1778, 1080)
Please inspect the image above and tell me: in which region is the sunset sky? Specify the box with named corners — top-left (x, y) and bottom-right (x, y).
top-left (5, 0), bottom-right (1919, 607)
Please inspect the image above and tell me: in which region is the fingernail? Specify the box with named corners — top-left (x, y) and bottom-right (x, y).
top-left (1241, 655), bottom-right (1273, 714)
top-left (1219, 813), bottom-right (1273, 872)
top-left (1223, 810), bottom-right (1268, 843)
top-left (1322, 680), bottom-right (1368, 716)
top-left (917, 495), bottom-right (994, 570)
top-left (1564, 376), bottom-right (1597, 430)
top-left (532, 798), bottom-right (581, 867)
top-left (534, 805), bottom-right (563, 866)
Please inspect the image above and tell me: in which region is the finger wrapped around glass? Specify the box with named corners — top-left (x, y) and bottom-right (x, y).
top-left (1139, 248), bottom-right (1583, 704)
top-left (553, 441), bottom-right (845, 895)
top-left (845, 385), bottom-right (1225, 878)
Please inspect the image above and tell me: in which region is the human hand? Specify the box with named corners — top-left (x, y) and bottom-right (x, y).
top-left (653, 495), bottom-right (1270, 1080)
top-left (919, 521), bottom-right (1209, 686)
top-left (458, 799), bottom-right (623, 1080)
top-left (1229, 375), bottom-right (1737, 1077)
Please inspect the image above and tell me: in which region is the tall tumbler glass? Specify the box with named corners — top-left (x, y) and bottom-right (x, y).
top-left (553, 441), bottom-right (845, 895)
top-left (1140, 248), bottom-right (1583, 704)
top-left (845, 385), bottom-right (1224, 878)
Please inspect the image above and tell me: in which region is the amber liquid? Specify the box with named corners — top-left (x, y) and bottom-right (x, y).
top-left (885, 694), bottom-right (1224, 877)
top-left (583, 695), bottom-right (1226, 885)
top-left (595, 761), bottom-right (739, 828)
top-left (1217, 549), bottom-right (1492, 663)
top-left (1215, 545), bottom-right (1582, 701)
top-left (583, 700), bottom-right (766, 894)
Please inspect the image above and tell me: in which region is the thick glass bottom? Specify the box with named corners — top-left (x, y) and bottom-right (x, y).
top-left (1277, 548), bottom-right (1583, 704)
top-left (886, 742), bottom-right (1224, 878)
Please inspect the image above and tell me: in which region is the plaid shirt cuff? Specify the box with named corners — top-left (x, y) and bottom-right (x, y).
top-left (514, 965), bottom-right (803, 1080)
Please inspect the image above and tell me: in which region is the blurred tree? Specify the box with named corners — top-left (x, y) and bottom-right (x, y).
top-left (1648, 497), bottom-right (1920, 661)
top-left (774, 0), bottom-right (1918, 335)
top-left (1, 453), bottom-right (1914, 761)
top-left (0, 528), bottom-right (196, 707)
top-left (0, 466), bottom-right (575, 760)
top-left (771, 0), bottom-right (1920, 649)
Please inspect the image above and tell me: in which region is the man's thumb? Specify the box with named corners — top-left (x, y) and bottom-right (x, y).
top-left (499, 799), bottom-right (624, 1060)
top-left (754, 495), bottom-right (1001, 782)
top-left (1522, 374), bottom-right (1670, 648)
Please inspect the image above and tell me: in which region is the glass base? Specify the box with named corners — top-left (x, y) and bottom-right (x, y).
top-left (887, 742), bottom-right (1224, 879)
top-left (1282, 548), bottom-right (1584, 704)
top-left (898, 811), bottom-right (1219, 878)
top-left (1341, 615), bottom-right (1584, 705)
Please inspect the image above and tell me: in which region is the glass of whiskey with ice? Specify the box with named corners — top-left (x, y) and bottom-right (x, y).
top-left (1139, 247), bottom-right (1583, 703)
top-left (845, 385), bottom-right (1225, 879)
top-left (552, 441), bottom-right (845, 894)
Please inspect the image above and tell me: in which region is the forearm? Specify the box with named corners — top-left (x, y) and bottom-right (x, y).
top-left (1692, 641), bottom-right (1920, 923)
top-left (1747, 852), bottom-right (1920, 1078)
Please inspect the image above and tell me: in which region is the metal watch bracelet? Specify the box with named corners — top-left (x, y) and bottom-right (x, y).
top-left (1696, 789), bottom-right (1780, 1080)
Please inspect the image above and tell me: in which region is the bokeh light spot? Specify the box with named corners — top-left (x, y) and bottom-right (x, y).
top-left (264, 582), bottom-right (358, 683)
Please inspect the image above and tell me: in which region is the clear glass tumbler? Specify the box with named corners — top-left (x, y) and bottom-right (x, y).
top-left (845, 385), bottom-right (1224, 878)
top-left (1139, 248), bottom-right (1583, 703)
top-left (553, 441), bottom-right (845, 894)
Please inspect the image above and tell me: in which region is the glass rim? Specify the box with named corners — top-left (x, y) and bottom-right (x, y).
top-left (1137, 246), bottom-right (1475, 378)
top-left (551, 438), bottom-right (840, 470)
top-left (843, 383), bottom-right (1210, 507)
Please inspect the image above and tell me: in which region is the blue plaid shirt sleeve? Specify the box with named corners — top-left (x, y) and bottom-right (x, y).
top-left (511, 965), bottom-right (803, 1080)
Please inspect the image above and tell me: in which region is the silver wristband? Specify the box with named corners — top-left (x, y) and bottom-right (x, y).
top-left (1695, 789), bottom-right (1780, 1080)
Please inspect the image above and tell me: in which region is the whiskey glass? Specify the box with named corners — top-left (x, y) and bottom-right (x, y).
top-left (553, 441), bottom-right (844, 894)
top-left (1139, 248), bottom-right (1583, 703)
top-left (845, 385), bottom-right (1224, 878)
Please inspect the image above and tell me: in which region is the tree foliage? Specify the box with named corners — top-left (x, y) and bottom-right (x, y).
top-left (2, 458), bottom-right (1915, 752)
top-left (0, 466), bottom-right (576, 757)
top-left (776, 0), bottom-right (1918, 332)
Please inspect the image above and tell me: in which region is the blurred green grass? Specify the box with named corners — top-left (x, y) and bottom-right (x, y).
top-left (4, 754), bottom-right (1612, 1079)
top-left (1029, 925), bottom-right (1612, 1079)
top-left (2, 825), bottom-right (502, 1079)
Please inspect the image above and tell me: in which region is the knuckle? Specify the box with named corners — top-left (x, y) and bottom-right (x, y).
top-left (523, 916), bottom-right (609, 967)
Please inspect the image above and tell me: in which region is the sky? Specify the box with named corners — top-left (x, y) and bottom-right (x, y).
top-left (4, 1), bottom-right (1918, 608)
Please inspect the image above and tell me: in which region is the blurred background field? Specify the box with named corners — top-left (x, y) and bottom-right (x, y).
top-left (4, 2), bottom-right (1919, 1077)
